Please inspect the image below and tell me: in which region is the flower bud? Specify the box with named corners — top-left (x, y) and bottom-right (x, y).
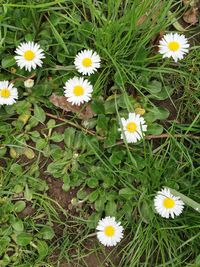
top-left (24, 79), bottom-right (34, 88)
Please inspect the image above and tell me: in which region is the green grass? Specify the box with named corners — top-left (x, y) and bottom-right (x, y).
top-left (0, 0), bottom-right (200, 266)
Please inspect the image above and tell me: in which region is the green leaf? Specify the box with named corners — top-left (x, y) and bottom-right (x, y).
top-left (87, 213), bottom-right (101, 229)
top-left (10, 163), bottom-right (23, 175)
top-left (95, 196), bottom-right (106, 212)
top-left (47, 119), bottom-right (56, 128)
top-left (77, 189), bottom-right (88, 200)
top-left (150, 85), bottom-right (174, 100)
top-left (36, 240), bottom-right (49, 260)
top-left (119, 188), bottom-right (134, 200)
top-left (195, 254), bottom-right (200, 266)
top-left (24, 184), bottom-right (33, 201)
top-left (109, 150), bottom-right (125, 165)
top-left (97, 114), bottom-right (109, 129)
top-left (0, 237), bottom-right (10, 254)
top-left (36, 138), bottom-right (48, 150)
top-left (12, 220), bottom-right (24, 232)
top-left (16, 233), bottom-right (32, 246)
top-left (50, 145), bottom-right (64, 160)
top-left (40, 226), bottom-right (55, 240)
top-left (91, 99), bottom-right (105, 114)
top-left (134, 46), bottom-right (148, 63)
top-left (105, 200), bottom-right (117, 216)
top-left (114, 71), bottom-right (127, 86)
top-left (147, 123), bottom-right (163, 135)
top-left (145, 107), bottom-right (169, 122)
top-left (2, 55), bottom-right (16, 68)
top-left (14, 201), bottom-right (26, 213)
top-left (50, 132), bottom-right (63, 142)
top-left (147, 80), bottom-right (162, 94)
top-left (138, 199), bottom-right (154, 224)
top-left (86, 178), bottom-right (99, 188)
top-left (73, 132), bottom-right (84, 150)
top-left (64, 127), bottom-right (76, 148)
top-left (34, 104), bottom-right (46, 123)
top-left (23, 147), bottom-right (35, 159)
top-left (88, 190), bottom-right (99, 202)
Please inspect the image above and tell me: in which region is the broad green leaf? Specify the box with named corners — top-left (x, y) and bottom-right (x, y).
top-left (2, 55), bottom-right (16, 68)
top-left (97, 114), bottom-right (109, 129)
top-left (91, 99), bottom-right (105, 114)
top-left (87, 213), bottom-right (101, 229)
top-left (145, 107), bottom-right (169, 122)
top-left (64, 127), bottom-right (76, 148)
top-left (147, 80), bottom-right (162, 94)
top-left (10, 163), bottom-right (23, 175)
top-left (95, 197), bottom-right (106, 212)
top-left (50, 131), bottom-right (63, 142)
top-left (24, 184), bottom-right (33, 201)
top-left (138, 199), bottom-right (154, 224)
top-left (86, 178), bottom-right (99, 188)
top-left (12, 220), bottom-right (24, 232)
top-left (105, 200), bottom-right (117, 216)
top-left (147, 123), bottom-right (163, 135)
top-left (88, 190), bottom-right (99, 202)
top-left (34, 104), bottom-right (46, 123)
top-left (16, 233), bottom-right (32, 246)
top-left (14, 201), bottom-right (26, 213)
top-left (0, 237), bottom-right (10, 254)
top-left (40, 226), bottom-right (55, 240)
top-left (119, 188), bottom-right (134, 200)
top-left (36, 240), bottom-right (49, 260)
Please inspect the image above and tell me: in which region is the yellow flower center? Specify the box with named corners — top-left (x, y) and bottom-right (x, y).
top-left (163, 198), bottom-right (175, 209)
top-left (126, 122), bottom-right (137, 133)
top-left (82, 58), bottom-right (92, 67)
top-left (104, 226), bottom-right (115, 237)
top-left (73, 85), bottom-right (84, 96)
top-left (1, 88), bottom-right (10, 98)
top-left (168, 41), bottom-right (180, 52)
top-left (24, 50), bottom-right (35, 61)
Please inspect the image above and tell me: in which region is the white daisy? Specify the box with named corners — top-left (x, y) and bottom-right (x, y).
top-left (119, 112), bottom-right (147, 143)
top-left (15, 41), bottom-right (45, 72)
top-left (96, 216), bottom-right (124, 247)
top-left (0, 80), bottom-right (18, 105)
top-left (159, 33), bottom-right (189, 62)
top-left (154, 188), bottom-right (184, 219)
top-left (64, 77), bottom-right (93, 106)
top-left (74, 49), bottom-right (101, 75)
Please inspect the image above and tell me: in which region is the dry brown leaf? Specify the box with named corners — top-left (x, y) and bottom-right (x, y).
top-left (50, 94), bottom-right (95, 119)
top-left (136, 15), bottom-right (147, 26)
top-left (183, 7), bottom-right (199, 24)
top-left (183, 0), bottom-right (199, 7)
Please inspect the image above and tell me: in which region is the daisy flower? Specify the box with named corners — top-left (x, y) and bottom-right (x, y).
top-left (154, 188), bottom-right (184, 219)
top-left (96, 216), bottom-right (124, 247)
top-left (64, 77), bottom-right (93, 106)
top-left (119, 112), bottom-right (147, 143)
top-left (159, 33), bottom-right (189, 62)
top-left (15, 41), bottom-right (45, 72)
top-left (0, 81), bottom-right (18, 105)
top-left (74, 49), bottom-right (101, 75)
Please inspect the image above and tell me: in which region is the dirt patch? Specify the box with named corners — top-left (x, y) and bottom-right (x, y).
top-left (45, 176), bottom-right (78, 209)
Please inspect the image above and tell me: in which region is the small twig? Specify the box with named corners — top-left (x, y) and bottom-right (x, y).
top-left (11, 72), bottom-right (36, 83)
top-left (112, 133), bottom-right (200, 146)
top-left (30, 108), bottom-right (104, 140)
top-left (145, 133), bottom-right (200, 140)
